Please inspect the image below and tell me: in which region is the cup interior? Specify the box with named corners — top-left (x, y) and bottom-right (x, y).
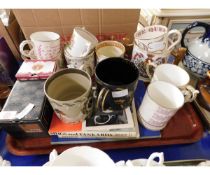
top-left (95, 57), bottom-right (139, 86)
top-left (135, 25), bottom-right (167, 40)
top-left (96, 41), bottom-right (125, 58)
top-left (154, 64), bottom-right (190, 87)
top-left (74, 27), bottom-right (98, 44)
top-left (31, 31), bottom-right (60, 41)
top-left (148, 81), bottom-right (184, 109)
top-left (45, 69), bottom-right (91, 101)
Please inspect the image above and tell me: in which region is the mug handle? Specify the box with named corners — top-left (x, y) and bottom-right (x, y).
top-left (145, 60), bottom-right (158, 80)
top-left (96, 88), bottom-right (113, 113)
top-left (181, 21), bottom-right (210, 48)
top-left (167, 29), bottom-right (182, 52)
top-left (19, 40), bottom-right (35, 59)
top-left (182, 85), bottom-right (199, 103)
top-left (146, 152), bottom-right (164, 166)
top-left (80, 64), bottom-right (92, 76)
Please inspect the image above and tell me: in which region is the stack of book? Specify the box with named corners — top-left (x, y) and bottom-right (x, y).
top-left (48, 80), bottom-right (162, 145)
top-left (48, 100), bottom-right (140, 144)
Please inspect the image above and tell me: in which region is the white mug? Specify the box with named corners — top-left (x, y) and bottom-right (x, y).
top-left (138, 81), bottom-right (191, 131)
top-left (44, 146), bottom-right (115, 166)
top-left (66, 27), bottom-right (98, 57)
top-left (131, 25), bottom-right (181, 81)
top-left (134, 25), bottom-right (182, 55)
top-left (95, 40), bottom-right (125, 63)
top-left (147, 63), bottom-right (199, 102)
top-left (131, 42), bottom-right (167, 81)
top-left (19, 31), bottom-right (60, 60)
top-left (125, 152), bottom-right (164, 166)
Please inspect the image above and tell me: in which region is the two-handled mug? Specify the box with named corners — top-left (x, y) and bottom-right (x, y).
top-left (131, 25), bottom-right (182, 81)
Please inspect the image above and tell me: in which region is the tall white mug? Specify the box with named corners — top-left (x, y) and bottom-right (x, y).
top-left (66, 27), bottom-right (98, 57)
top-left (138, 81), bottom-right (191, 131)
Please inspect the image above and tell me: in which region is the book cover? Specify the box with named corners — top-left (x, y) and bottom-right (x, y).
top-left (50, 135), bottom-right (133, 145)
top-left (15, 60), bottom-right (56, 80)
top-left (83, 107), bottom-right (134, 131)
top-left (139, 125), bottom-right (161, 139)
top-left (48, 100), bottom-right (139, 139)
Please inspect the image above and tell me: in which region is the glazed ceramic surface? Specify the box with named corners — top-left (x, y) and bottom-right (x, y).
top-left (181, 21), bottom-right (210, 78)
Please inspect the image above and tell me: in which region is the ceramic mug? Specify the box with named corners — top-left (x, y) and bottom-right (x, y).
top-left (131, 25), bottom-right (181, 81)
top-left (44, 68), bottom-right (93, 123)
top-left (125, 152), bottom-right (164, 167)
top-left (131, 42), bottom-right (168, 81)
top-left (66, 27), bottom-right (98, 57)
top-left (134, 25), bottom-right (182, 55)
top-left (44, 146), bottom-right (115, 166)
top-left (19, 31), bottom-right (60, 60)
top-left (146, 63), bottom-right (199, 102)
top-left (138, 81), bottom-right (192, 131)
top-left (95, 40), bottom-right (125, 63)
top-left (95, 57), bottom-right (139, 113)
top-left (64, 48), bottom-right (95, 76)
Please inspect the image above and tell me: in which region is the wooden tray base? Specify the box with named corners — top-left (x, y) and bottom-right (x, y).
top-left (6, 103), bottom-right (204, 156)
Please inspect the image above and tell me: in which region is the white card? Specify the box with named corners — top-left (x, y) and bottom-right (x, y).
top-left (112, 89), bottom-right (128, 98)
top-left (0, 111), bottom-right (17, 120)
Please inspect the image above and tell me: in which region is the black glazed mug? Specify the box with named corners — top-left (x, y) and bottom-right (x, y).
top-left (95, 57), bottom-right (139, 113)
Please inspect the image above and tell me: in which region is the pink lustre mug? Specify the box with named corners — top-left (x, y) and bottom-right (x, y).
top-left (19, 31), bottom-right (61, 60)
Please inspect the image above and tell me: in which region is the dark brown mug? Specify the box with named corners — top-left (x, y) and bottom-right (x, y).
top-left (95, 57), bottom-right (139, 113)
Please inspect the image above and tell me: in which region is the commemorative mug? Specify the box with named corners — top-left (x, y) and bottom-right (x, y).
top-left (134, 25), bottom-right (182, 55)
top-left (19, 31), bottom-right (60, 60)
top-left (95, 57), bottom-right (139, 113)
top-left (131, 25), bottom-right (181, 81)
top-left (64, 48), bottom-right (95, 76)
top-left (146, 63), bottom-right (199, 102)
top-left (95, 40), bottom-right (125, 63)
top-left (44, 68), bottom-right (93, 123)
top-left (138, 81), bottom-right (192, 131)
top-left (66, 27), bottom-right (98, 57)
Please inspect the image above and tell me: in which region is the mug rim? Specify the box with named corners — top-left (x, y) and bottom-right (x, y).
top-left (95, 57), bottom-right (139, 88)
top-left (95, 40), bottom-right (126, 59)
top-left (73, 27), bottom-right (98, 44)
top-left (30, 31), bottom-right (60, 42)
top-left (134, 25), bottom-right (168, 40)
top-left (147, 81), bottom-right (184, 110)
top-left (154, 63), bottom-right (190, 87)
top-left (44, 68), bottom-right (92, 102)
top-left (64, 46), bottom-right (95, 60)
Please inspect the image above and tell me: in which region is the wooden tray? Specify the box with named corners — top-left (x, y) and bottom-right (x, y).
top-left (6, 103), bottom-right (204, 156)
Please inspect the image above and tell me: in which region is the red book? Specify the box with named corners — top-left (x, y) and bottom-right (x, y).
top-left (48, 113), bottom-right (82, 134)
